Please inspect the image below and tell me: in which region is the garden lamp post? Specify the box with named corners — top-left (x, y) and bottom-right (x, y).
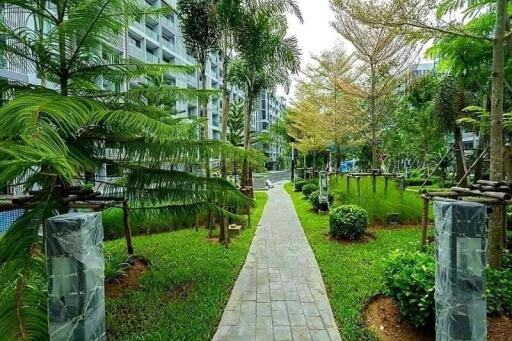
top-left (46, 212), bottom-right (106, 341)
top-left (319, 171), bottom-right (329, 212)
top-left (434, 200), bottom-right (487, 341)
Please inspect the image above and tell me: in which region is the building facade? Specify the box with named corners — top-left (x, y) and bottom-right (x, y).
top-left (0, 1), bottom-right (287, 180)
top-left (253, 91), bottom-right (287, 169)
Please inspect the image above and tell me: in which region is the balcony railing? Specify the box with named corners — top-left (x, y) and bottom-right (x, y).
top-left (146, 52), bottom-right (160, 63)
top-left (145, 27), bottom-right (159, 41)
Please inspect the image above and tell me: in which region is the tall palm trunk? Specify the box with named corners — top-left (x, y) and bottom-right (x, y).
top-left (219, 40), bottom-right (230, 246)
top-left (241, 93), bottom-right (254, 197)
top-left (489, 0), bottom-right (507, 269)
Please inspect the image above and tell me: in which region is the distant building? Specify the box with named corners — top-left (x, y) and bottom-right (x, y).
top-left (253, 92), bottom-right (288, 169)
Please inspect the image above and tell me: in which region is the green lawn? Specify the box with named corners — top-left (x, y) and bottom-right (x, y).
top-left (285, 183), bottom-right (424, 340)
top-left (105, 192), bottom-right (268, 340)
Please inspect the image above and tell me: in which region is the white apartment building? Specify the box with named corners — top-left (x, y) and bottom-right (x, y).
top-left (253, 92), bottom-right (287, 169)
top-left (0, 1), bottom-right (286, 179)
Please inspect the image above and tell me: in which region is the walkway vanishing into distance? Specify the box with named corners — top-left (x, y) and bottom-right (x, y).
top-left (213, 183), bottom-right (341, 341)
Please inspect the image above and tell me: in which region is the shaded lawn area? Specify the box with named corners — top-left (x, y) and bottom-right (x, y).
top-left (285, 183), bottom-right (424, 340)
top-left (105, 192), bottom-right (268, 340)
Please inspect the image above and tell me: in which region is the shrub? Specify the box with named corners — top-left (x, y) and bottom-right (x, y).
top-left (308, 190), bottom-right (334, 211)
top-left (294, 179), bottom-right (307, 192)
top-left (329, 205), bottom-right (368, 240)
top-left (302, 183), bottom-right (319, 197)
top-left (384, 249), bottom-right (435, 328)
top-left (487, 268), bottom-right (512, 315)
top-left (384, 249), bottom-right (512, 328)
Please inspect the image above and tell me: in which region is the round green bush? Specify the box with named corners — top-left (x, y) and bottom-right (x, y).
top-left (294, 179), bottom-right (307, 192)
top-left (302, 183), bottom-right (319, 197)
top-left (308, 190), bottom-right (334, 211)
top-left (329, 205), bottom-right (368, 240)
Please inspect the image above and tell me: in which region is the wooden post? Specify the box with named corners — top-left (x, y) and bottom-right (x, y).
top-left (122, 200), bottom-right (134, 256)
top-left (357, 177), bottom-right (361, 197)
top-left (372, 174), bottom-right (377, 193)
top-left (346, 176), bottom-right (350, 196)
top-left (421, 198), bottom-right (429, 247)
top-left (384, 177), bottom-right (389, 197)
top-left (502, 203), bottom-right (508, 248)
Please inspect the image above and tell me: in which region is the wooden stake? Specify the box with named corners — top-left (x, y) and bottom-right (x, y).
top-left (372, 175), bottom-right (377, 193)
top-left (357, 177), bottom-right (361, 197)
top-left (122, 200), bottom-right (134, 255)
top-left (384, 177), bottom-right (389, 197)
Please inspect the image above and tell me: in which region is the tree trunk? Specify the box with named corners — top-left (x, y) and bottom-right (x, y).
top-left (474, 94), bottom-right (489, 181)
top-left (454, 126), bottom-right (468, 187)
top-left (241, 95), bottom-right (254, 194)
top-left (489, 0), bottom-right (507, 269)
top-left (219, 47), bottom-right (230, 246)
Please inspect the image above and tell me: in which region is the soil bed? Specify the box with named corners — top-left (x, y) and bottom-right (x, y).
top-left (106, 258), bottom-right (149, 298)
top-left (365, 295), bottom-right (512, 341)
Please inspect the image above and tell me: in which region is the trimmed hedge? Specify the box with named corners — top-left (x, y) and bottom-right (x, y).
top-left (308, 190), bottom-right (334, 211)
top-left (329, 205), bottom-right (368, 240)
top-left (384, 249), bottom-right (512, 328)
top-left (302, 183), bottom-right (319, 197)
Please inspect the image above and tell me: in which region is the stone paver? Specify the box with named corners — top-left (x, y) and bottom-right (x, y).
top-left (213, 183), bottom-right (341, 341)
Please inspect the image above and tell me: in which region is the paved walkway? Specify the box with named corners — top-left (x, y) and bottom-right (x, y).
top-left (213, 183), bottom-right (341, 341)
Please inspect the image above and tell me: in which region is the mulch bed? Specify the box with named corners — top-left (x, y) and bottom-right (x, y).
top-left (365, 295), bottom-right (512, 341)
top-left (326, 232), bottom-right (377, 245)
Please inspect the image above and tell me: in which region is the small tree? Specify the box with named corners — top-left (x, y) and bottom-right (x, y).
top-left (229, 4), bottom-right (301, 191)
top-left (331, 9), bottom-right (418, 169)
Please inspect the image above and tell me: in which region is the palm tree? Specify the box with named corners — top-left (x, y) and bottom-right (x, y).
top-left (0, 0), bottom-right (251, 338)
top-left (229, 5), bottom-right (301, 192)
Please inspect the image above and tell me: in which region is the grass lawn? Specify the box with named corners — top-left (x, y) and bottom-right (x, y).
top-left (105, 192), bottom-right (268, 340)
top-left (285, 183), bottom-right (425, 340)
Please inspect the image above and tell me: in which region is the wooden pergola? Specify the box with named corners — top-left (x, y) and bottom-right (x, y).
top-left (0, 186), bottom-right (134, 255)
top-left (346, 169), bottom-right (404, 195)
top-left (421, 180), bottom-right (511, 247)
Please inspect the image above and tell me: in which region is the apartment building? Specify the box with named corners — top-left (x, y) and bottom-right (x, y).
top-left (253, 91), bottom-right (287, 169)
top-left (0, 1), bottom-right (286, 178)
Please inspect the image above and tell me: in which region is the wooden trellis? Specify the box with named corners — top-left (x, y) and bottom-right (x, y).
top-left (0, 186), bottom-right (134, 255)
top-left (346, 169), bottom-right (404, 196)
top-left (422, 180), bottom-right (511, 246)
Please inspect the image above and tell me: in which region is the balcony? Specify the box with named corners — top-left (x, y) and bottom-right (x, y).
top-left (128, 44), bottom-right (144, 59)
top-left (162, 16), bottom-right (174, 29)
top-left (145, 26), bottom-right (159, 42)
top-left (145, 52), bottom-right (160, 63)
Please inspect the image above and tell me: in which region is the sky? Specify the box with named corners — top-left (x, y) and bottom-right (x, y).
top-left (277, 0), bottom-right (341, 102)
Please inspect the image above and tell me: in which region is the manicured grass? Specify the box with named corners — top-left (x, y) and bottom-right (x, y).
top-left (285, 183), bottom-right (425, 340)
top-left (330, 174), bottom-right (424, 225)
top-left (105, 192), bottom-right (268, 340)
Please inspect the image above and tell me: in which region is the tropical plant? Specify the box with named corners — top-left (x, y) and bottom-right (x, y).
top-left (177, 0), bottom-right (220, 139)
top-left (0, 0), bottom-right (252, 338)
top-left (229, 2), bottom-right (301, 188)
top-left (227, 100), bottom-right (245, 147)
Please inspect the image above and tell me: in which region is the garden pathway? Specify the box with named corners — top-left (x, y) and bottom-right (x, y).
top-left (213, 182), bottom-right (341, 341)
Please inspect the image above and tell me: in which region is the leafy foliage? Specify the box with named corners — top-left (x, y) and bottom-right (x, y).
top-left (294, 179), bottom-right (307, 192)
top-left (384, 249), bottom-right (436, 328)
top-left (385, 248), bottom-right (512, 328)
top-left (329, 205), bottom-right (368, 240)
top-left (301, 183), bottom-right (319, 197)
